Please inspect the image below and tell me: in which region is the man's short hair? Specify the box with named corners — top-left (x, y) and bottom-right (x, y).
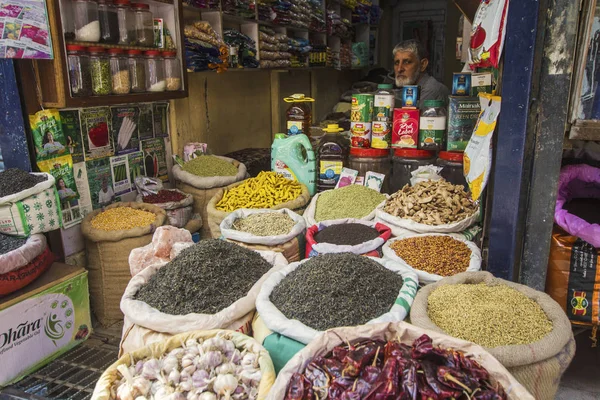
top-left (392, 39), bottom-right (428, 61)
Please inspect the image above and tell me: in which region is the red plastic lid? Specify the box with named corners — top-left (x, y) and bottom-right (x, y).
top-left (87, 46), bottom-right (105, 53)
top-left (162, 51), bottom-right (177, 57)
top-left (350, 147), bottom-right (390, 157)
top-left (66, 44), bottom-right (86, 52)
top-left (439, 151), bottom-right (464, 162)
top-left (107, 48), bottom-right (124, 54)
top-left (132, 2), bottom-right (150, 9)
top-left (394, 148), bottom-right (435, 158)
top-left (145, 50), bottom-right (161, 56)
top-left (114, 0), bottom-right (131, 5)
top-left (127, 49), bottom-right (142, 55)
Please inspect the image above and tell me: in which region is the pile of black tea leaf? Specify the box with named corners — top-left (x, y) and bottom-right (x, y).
top-left (0, 169), bottom-right (47, 198)
top-left (135, 239), bottom-right (273, 315)
top-left (270, 253), bottom-right (403, 331)
top-left (0, 233), bottom-right (27, 255)
top-left (314, 223), bottom-right (380, 246)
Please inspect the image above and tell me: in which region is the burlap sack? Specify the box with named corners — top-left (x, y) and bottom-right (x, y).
top-left (81, 202), bottom-right (166, 326)
top-left (206, 181), bottom-right (311, 239)
top-left (92, 330), bottom-right (276, 400)
top-left (266, 321), bottom-right (533, 400)
top-left (410, 271), bottom-right (576, 400)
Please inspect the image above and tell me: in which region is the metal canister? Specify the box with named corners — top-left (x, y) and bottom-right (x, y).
top-left (350, 121), bottom-right (372, 148)
top-left (371, 121), bottom-right (391, 149)
top-left (351, 94), bottom-right (374, 122)
top-left (401, 85), bottom-right (420, 107)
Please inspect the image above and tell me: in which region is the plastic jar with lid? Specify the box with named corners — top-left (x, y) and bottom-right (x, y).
top-left (98, 0), bottom-right (119, 43)
top-left (108, 48), bottom-right (130, 94)
top-left (67, 45), bottom-right (93, 97)
top-left (128, 49), bottom-right (146, 92)
top-left (132, 3), bottom-right (154, 46)
top-left (89, 47), bottom-right (112, 95)
top-left (73, 0), bottom-right (100, 42)
top-left (115, 0), bottom-right (135, 45)
top-left (348, 147), bottom-right (392, 194)
top-left (145, 50), bottom-right (165, 92)
top-left (419, 100), bottom-right (447, 151)
top-left (163, 51), bottom-right (182, 91)
top-left (390, 148), bottom-right (436, 193)
top-left (437, 151), bottom-right (468, 191)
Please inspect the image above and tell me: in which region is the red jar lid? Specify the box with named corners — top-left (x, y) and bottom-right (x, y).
top-left (88, 46), bottom-right (105, 53)
top-left (128, 49), bottom-right (143, 55)
top-left (394, 148), bottom-right (435, 158)
top-left (145, 50), bottom-right (161, 57)
top-left (114, 0), bottom-right (131, 5)
top-left (162, 51), bottom-right (177, 57)
top-left (350, 147), bottom-right (390, 158)
top-left (439, 151), bottom-right (464, 162)
top-left (107, 48), bottom-right (124, 54)
top-left (132, 3), bottom-right (150, 9)
top-left (66, 44), bottom-right (86, 52)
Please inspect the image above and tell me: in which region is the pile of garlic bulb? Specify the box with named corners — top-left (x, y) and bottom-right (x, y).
top-left (109, 334), bottom-right (263, 400)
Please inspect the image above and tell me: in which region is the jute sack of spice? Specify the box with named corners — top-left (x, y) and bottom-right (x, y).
top-left (265, 321), bottom-right (534, 400)
top-left (410, 271), bottom-right (575, 400)
top-left (82, 202), bottom-right (166, 326)
top-left (92, 329), bottom-right (276, 400)
top-left (173, 156), bottom-right (247, 238)
top-left (305, 219), bottom-right (392, 257)
top-left (119, 248), bottom-right (288, 355)
top-left (220, 209), bottom-right (307, 263)
top-left (382, 233), bottom-right (482, 285)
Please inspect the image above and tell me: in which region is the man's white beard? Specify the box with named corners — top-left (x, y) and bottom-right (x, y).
top-left (395, 72), bottom-right (419, 87)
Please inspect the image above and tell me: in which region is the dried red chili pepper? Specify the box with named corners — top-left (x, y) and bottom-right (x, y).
top-left (473, 390), bottom-right (506, 400)
top-left (437, 366), bottom-right (479, 393)
top-left (411, 334), bottom-right (434, 360)
top-left (421, 361), bottom-right (462, 398)
top-left (305, 358), bottom-right (330, 400)
top-left (364, 357), bottom-right (399, 400)
top-left (342, 342), bottom-right (381, 377)
top-left (384, 340), bottom-right (411, 362)
top-left (332, 345), bottom-right (349, 362)
top-left (323, 358), bottom-right (345, 379)
top-left (285, 373), bottom-right (313, 400)
top-left (400, 360), bottom-right (418, 400)
top-left (143, 189), bottom-right (187, 204)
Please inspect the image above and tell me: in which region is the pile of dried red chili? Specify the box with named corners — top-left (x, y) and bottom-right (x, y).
top-left (285, 334), bottom-right (507, 400)
top-left (142, 190), bottom-right (187, 204)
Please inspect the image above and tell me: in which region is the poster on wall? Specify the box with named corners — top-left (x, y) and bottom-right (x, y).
top-left (59, 110), bottom-right (85, 163)
top-left (137, 104), bottom-right (154, 140)
top-left (127, 151), bottom-right (145, 187)
top-left (0, 1), bottom-right (53, 59)
top-left (80, 107), bottom-right (114, 160)
top-left (141, 138), bottom-right (168, 181)
top-left (71, 162), bottom-right (93, 223)
top-left (29, 109), bottom-right (67, 162)
top-left (110, 155), bottom-right (132, 195)
top-left (86, 158), bottom-right (114, 209)
top-left (111, 106), bottom-right (140, 155)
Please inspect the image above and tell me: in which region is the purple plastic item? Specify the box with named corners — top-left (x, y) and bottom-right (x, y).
top-left (555, 164), bottom-right (600, 248)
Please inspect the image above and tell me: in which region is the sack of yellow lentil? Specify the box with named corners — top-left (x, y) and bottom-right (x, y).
top-left (81, 202), bottom-right (166, 326)
top-left (410, 271), bottom-right (576, 400)
top-left (382, 233), bottom-right (482, 285)
top-left (220, 209), bottom-right (307, 263)
top-left (206, 172), bottom-right (311, 239)
top-left (173, 155), bottom-right (247, 239)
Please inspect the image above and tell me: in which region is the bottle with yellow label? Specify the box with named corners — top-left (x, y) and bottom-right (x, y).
top-left (284, 94), bottom-right (315, 136)
top-left (317, 124), bottom-right (350, 192)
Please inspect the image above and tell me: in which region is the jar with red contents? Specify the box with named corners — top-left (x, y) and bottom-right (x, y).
top-left (348, 147), bottom-right (392, 194)
top-left (437, 151), bottom-right (468, 190)
top-left (390, 148), bottom-right (436, 193)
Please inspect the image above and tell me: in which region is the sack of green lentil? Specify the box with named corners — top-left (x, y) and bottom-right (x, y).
top-left (0, 170), bottom-right (62, 236)
top-left (266, 321), bottom-right (534, 400)
top-left (410, 271), bottom-right (576, 400)
top-left (303, 185), bottom-right (388, 227)
top-left (220, 209), bottom-right (307, 263)
top-left (305, 219), bottom-right (392, 257)
top-left (173, 156), bottom-right (247, 239)
top-left (119, 241), bottom-right (289, 355)
top-left (0, 233), bottom-right (47, 274)
top-left (136, 189), bottom-right (195, 228)
top-left (82, 202), bottom-right (167, 326)
top-left (206, 172), bottom-right (311, 239)
top-left (382, 233), bottom-right (482, 285)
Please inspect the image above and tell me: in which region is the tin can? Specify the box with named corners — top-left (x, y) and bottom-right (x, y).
top-left (401, 86), bottom-right (419, 107)
top-left (392, 108), bottom-right (419, 148)
top-left (351, 122), bottom-right (372, 148)
top-left (371, 121), bottom-right (391, 149)
top-left (351, 94), bottom-right (374, 122)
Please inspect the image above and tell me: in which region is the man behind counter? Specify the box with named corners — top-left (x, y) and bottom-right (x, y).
top-left (385, 39), bottom-right (449, 105)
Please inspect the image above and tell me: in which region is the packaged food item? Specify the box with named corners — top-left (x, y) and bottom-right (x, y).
top-left (351, 94), bottom-right (374, 122)
top-left (335, 167), bottom-right (358, 189)
top-left (419, 100), bottom-right (446, 151)
top-left (373, 84), bottom-right (395, 122)
top-left (392, 108), bottom-right (419, 148)
top-left (365, 171), bottom-right (385, 192)
top-left (348, 148), bottom-right (391, 194)
top-left (371, 121), bottom-right (391, 149)
top-left (469, 0), bottom-right (510, 68)
top-left (284, 94), bottom-right (314, 136)
top-left (447, 96), bottom-right (481, 151)
top-left (471, 72), bottom-right (493, 95)
top-left (390, 149), bottom-right (436, 193)
top-left (350, 121), bottom-right (372, 148)
top-left (452, 72), bottom-right (472, 96)
top-left (401, 85), bottom-right (419, 107)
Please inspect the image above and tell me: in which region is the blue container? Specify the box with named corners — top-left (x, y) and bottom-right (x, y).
top-left (401, 85), bottom-right (420, 107)
top-left (452, 73), bottom-right (472, 96)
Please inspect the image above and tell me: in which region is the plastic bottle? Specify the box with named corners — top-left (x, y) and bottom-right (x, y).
top-left (317, 124), bottom-right (350, 193)
top-left (284, 94), bottom-right (314, 136)
top-left (272, 133), bottom-right (317, 195)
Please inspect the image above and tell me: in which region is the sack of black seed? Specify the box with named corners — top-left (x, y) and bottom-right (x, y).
top-left (0, 234), bottom-right (47, 274)
top-left (119, 239), bottom-right (288, 355)
top-left (305, 219), bottom-right (392, 258)
top-left (220, 209), bottom-right (307, 262)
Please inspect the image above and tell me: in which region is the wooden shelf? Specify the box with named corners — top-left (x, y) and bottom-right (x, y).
top-left (59, 91), bottom-right (188, 108)
top-left (65, 41), bottom-right (172, 52)
top-left (182, 4), bottom-right (220, 12)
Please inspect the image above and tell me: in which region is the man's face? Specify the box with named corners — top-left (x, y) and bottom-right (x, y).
top-left (394, 51), bottom-right (427, 87)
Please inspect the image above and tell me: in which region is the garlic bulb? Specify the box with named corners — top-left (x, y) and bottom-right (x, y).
top-left (199, 351), bottom-right (222, 370)
top-left (240, 353), bottom-right (257, 369)
top-left (198, 392), bottom-right (217, 400)
top-left (154, 384), bottom-right (175, 400)
top-left (215, 363), bottom-right (236, 375)
top-left (202, 338), bottom-right (226, 352)
top-left (142, 359), bottom-right (160, 380)
top-left (162, 355), bottom-right (179, 374)
top-left (168, 369), bottom-right (181, 385)
top-left (213, 374), bottom-right (238, 399)
top-left (238, 369), bottom-right (261, 386)
top-left (191, 370), bottom-right (210, 390)
top-left (229, 349), bottom-right (242, 364)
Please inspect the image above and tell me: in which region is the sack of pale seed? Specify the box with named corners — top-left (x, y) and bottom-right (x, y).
top-left (410, 271), bottom-right (575, 400)
top-left (220, 209), bottom-right (307, 263)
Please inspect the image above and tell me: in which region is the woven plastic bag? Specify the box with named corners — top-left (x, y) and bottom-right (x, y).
top-left (305, 219), bottom-right (391, 257)
top-left (303, 189), bottom-right (388, 227)
top-left (0, 234), bottom-right (47, 274)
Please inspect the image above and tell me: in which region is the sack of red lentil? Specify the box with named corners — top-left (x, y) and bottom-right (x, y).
top-left (82, 202), bottom-right (167, 326)
top-left (220, 209), bottom-right (307, 263)
top-left (382, 233), bottom-right (482, 285)
top-left (136, 188), bottom-right (194, 228)
top-left (173, 156), bottom-right (247, 239)
top-left (119, 249), bottom-right (288, 355)
top-left (410, 271), bottom-right (576, 400)
top-left (305, 219), bottom-right (392, 257)
top-left (0, 234), bottom-right (47, 275)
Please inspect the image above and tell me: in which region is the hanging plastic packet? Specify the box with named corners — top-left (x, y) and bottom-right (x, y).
top-left (409, 165), bottom-right (443, 186)
top-left (469, 0), bottom-right (510, 69)
top-left (464, 93), bottom-right (502, 201)
top-left (183, 142), bottom-right (208, 161)
top-left (135, 176), bottom-right (163, 197)
top-left (335, 167), bottom-right (359, 189)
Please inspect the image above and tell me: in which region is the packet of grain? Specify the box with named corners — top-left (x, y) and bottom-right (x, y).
top-left (463, 93), bottom-right (501, 201)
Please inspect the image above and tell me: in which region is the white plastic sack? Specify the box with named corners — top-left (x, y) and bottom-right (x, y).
top-left (172, 156), bottom-right (248, 189)
top-left (256, 257), bottom-right (419, 345)
top-left (303, 190), bottom-right (388, 227)
top-left (382, 233), bottom-right (482, 285)
top-left (220, 208), bottom-right (306, 246)
top-left (375, 205), bottom-right (479, 234)
top-left (0, 173), bottom-right (54, 205)
top-left (306, 219), bottom-right (390, 256)
top-left (134, 176), bottom-right (163, 197)
top-left (0, 234), bottom-right (47, 274)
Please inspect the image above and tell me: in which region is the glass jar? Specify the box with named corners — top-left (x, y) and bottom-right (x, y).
top-left (89, 47), bottom-right (112, 95)
top-left (145, 50), bottom-right (165, 91)
top-left (348, 147), bottom-right (392, 194)
top-left (419, 100), bottom-right (447, 151)
top-left (132, 3), bottom-right (154, 46)
top-left (115, 0), bottom-right (135, 45)
top-left (98, 0), bottom-right (119, 43)
top-left (163, 51), bottom-right (181, 91)
top-left (128, 49), bottom-right (146, 92)
top-left (108, 48), bottom-right (130, 94)
top-left (437, 151), bottom-right (468, 191)
top-left (67, 44), bottom-right (92, 97)
top-left (73, 0), bottom-right (100, 42)
top-left (390, 148), bottom-right (436, 193)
